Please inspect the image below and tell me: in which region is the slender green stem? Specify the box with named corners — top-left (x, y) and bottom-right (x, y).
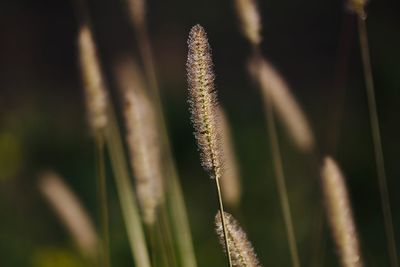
top-left (215, 174), bottom-right (233, 267)
top-left (156, 218), bottom-right (173, 267)
top-left (160, 206), bottom-right (179, 267)
top-left (106, 109), bottom-right (152, 267)
top-left (167, 169), bottom-right (198, 267)
top-left (264, 94), bottom-right (301, 267)
top-left (95, 133), bottom-right (110, 267)
top-left (357, 16), bottom-right (399, 267)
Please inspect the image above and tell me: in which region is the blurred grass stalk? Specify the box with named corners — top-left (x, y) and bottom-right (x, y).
top-left (78, 24), bottom-right (110, 267)
top-left (234, 0), bottom-right (309, 266)
top-left (125, 0), bottom-right (198, 266)
top-left (38, 171), bottom-right (98, 264)
top-left (218, 107), bottom-right (242, 209)
top-left (106, 109), bottom-right (152, 267)
top-left (78, 20), bottom-right (152, 267)
top-left (113, 56), bottom-right (178, 267)
top-left (321, 157), bottom-right (363, 267)
top-left (354, 4), bottom-right (399, 266)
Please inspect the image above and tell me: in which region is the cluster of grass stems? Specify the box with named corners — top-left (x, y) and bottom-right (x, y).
top-left (36, 0), bottom-right (398, 266)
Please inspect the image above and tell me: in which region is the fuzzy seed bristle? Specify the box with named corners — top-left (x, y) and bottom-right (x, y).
top-left (215, 212), bottom-right (261, 267)
top-left (78, 24), bottom-right (109, 133)
top-left (114, 57), bottom-right (164, 225)
top-left (218, 108), bottom-right (241, 208)
top-left (39, 171), bottom-right (98, 260)
top-left (234, 0), bottom-right (262, 45)
top-left (187, 24), bottom-right (223, 178)
top-left (248, 56), bottom-right (315, 152)
top-left (321, 157), bottom-right (363, 267)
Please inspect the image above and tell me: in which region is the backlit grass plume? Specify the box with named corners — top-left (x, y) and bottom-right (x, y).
top-left (114, 56), bottom-right (164, 226)
top-left (234, 0), bottom-right (262, 45)
top-left (78, 24), bottom-right (108, 133)
top-left (187, 24), bottom-right (223, 179)
top-left (248, 56), bottom-right (315, 152)
top-left (215, 212), bottom-right (261, 267)
top-left (187, 24), bottom-right (233, 266)
top-left (321, 157), bottom-right (363, 267)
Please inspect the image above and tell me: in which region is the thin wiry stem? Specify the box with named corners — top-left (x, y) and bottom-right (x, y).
top-left (264, 92), bottom-right (301, 267)
top-left (95, 133), bottom-right (110, 267)
top-left (357, 16), bottom-right (399, 267)
top-left (216, 174), bottom-right (234, 267)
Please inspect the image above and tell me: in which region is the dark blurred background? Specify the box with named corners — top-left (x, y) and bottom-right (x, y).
top-left (1, 0), bottom-right (400, 266)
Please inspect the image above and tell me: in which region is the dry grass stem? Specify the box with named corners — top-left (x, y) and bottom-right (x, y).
top-left (114, 57), bottom-right (164, 226)
top-left (234, 0), bottom-right (262, 45)
top-left (249, 56), bottom-right (315, 152)
top-left (39, 171), bottom-right (98, 261)
top-left (78, 24), bottom-right (108, 133)
top-left (215, 212), bottom-right (261, 267)
top-left (321, 157), bottom-right (363, 267)
top-left (218, 108), bottom-right (242, 208)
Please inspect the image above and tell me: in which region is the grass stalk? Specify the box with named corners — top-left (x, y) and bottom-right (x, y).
top-left (215, 176), bottom-right (234, 267)
top-left (95, 133), bottom-right (110, 267)
top-left (357, 15), bottom-right (399, 267)
top-left (125, 2), bottom-right (198, 265)
top-left (106, 108), bottom-right (152, 267)
top-left (166, 169), bottom-right (198, 267)
top-left (264, 94), bottom-right (301, 267)
top-left (186, 25), bottom-right (233, 267)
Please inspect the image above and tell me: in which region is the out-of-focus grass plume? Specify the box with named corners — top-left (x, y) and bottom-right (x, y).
top-left (114, 56), bottom-right (164, 226)
top-left (38, 171), bottom-right (98, 261)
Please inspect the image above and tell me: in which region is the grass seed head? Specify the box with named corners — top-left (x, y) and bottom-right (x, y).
top-left (187, 24), bottom-right (223, 179)
top-left (215, 212), bottom-right (262, 267)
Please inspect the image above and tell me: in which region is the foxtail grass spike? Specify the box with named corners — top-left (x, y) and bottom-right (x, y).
top-left (234, 0), bottom-right (262, 45)
top-left (248, 56), bottom-right (315, 153)
top-left (215, 212), bottom-right (261, 267)
top-left (218, 107), bottom-right (242, 208)
top-left (187, 24), bottom-right (232, 267)
top-left (78, 24), bottom-right (108, 134)
top-left (114, 57), bottom-right (164, 226)
top-left (321, 157), bottom-right (363, 267)
top-left (187, 24), bottom-right (223, 178)
top-left (38, 171), bottom-right (98, 261)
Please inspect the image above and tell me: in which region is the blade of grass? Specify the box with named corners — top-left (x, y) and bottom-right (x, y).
top-left (106, 108), bottom-right (152, 267)
top-left (357, 15), bottom-right (399, 267)
top-left (264, 89), bottom-right (301, 267)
